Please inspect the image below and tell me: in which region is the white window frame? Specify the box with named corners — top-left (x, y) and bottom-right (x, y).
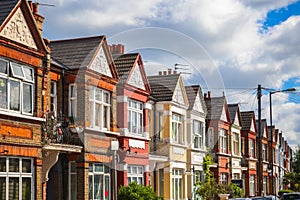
top-left (219, 129), bottom-right (227, 153)
top-left (249, 139), bottom-right (255, 158)
top-left (127, 99), bottom-right (143, 135)
top-left (263, 176), bottom-right (267, 195)
top-left (0, 58), bottom-right (34, 115)
top-left (232, 132), bottom-right (239, 155)
top-left (0, 157), bottom-right (34, 200)
top-left (89, 86), bottom-right (111, 130)
top-left (69, 84), bottom-right (77, 119)
top-left (172, 169), bottom-right (183, 200)
top-left (88, 163), bottom-right (110, 200)
top-left (127, 165), bottom-right (144, 185)
top-left (193, 120), bottom-right (204, 149)
top-left (68, 161), bottom-right (77, 200)
top-left (262, 143), bottom-right (267, 161)
top-left (220, 173), bottom-right (228, 185)
top-left (50, 81), bottom-right (57, 116)
top-left (250, 175), bottom-right (255, 196)
top-left (172, 113), bottom-right (182, 143)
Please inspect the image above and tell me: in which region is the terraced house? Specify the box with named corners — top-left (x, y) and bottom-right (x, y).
top-left (0, 0), bottom-right (48, 199)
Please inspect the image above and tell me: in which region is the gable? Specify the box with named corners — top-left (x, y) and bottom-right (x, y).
top-left (250, 119), bottom-right (256, 132)
top-left (193, 93), bottom-right (204, 113)
top-left (90, 46), bottom-right (112, 77)
top-left (220, 106), bottom-right (227, 121)
top-left (173, 82), bottom-right (185, 105)
top-left (234, 112), bottom-right (240, 126)
top-left (127, 62), bottom-right (145, 90)
top-left (0, 7), bottom-right (37, 49)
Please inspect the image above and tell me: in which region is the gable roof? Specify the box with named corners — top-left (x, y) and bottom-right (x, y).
top-left (205, 96), bottom-right (228, 121)
top-left (241, 111), bottom-right (255, 131)
top-left (228, 104), bottom-right (241, 124)
top-left (49, 36), bottom-right (104, 70)
top-left (0, 0), bottom-right (19, 25)
top-left (148, 73), bottom-right (180, 102)
top-left (185, 85), bottom-right (207, 113)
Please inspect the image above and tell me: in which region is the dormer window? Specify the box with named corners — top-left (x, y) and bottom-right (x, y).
top-left (0, 58), bottom-right (34, 115)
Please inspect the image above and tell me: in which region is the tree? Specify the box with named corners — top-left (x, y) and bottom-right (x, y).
top-left (118, 182), bottom-right (162, 200)
top-left (293, 146), bottom-right (300, 173)
top-left (283, 172), bottom-right (300, 192)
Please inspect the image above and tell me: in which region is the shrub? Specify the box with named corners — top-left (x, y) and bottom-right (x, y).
top-left (278, 189), bottom-right (294, 198)
top-left (118, 182), bottom-right (163, 200)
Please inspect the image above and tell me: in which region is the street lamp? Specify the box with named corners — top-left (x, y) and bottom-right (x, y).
top-left (269, 88), bottom-right (295, 195)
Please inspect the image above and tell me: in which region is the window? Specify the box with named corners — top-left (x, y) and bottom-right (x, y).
top-left (220, 173), bottom-right (228, 185)
top-left (250, 175), bottom-right (255, 196)
top-left (89, 86), bottom-right (110, 130)
top-left (127, 100), bottom-right (143, 134)
top-left (159, 169), bottom-right (164, 197)
top-left (0, 157), bottom-right (33, 200)
top-left (0, 58), bottom-right (34, 115)
top-left (69, 84), bottom-right (77, 119)
top-left (219, 129), bottom-right (227, 153)
top-left (127, 165), bottom-right (144, 185)
top-left (172, 169), bottom-right (182, 200)
top-left (69, 161), bottom-right (77, 200)
top-left (88, 163), bottom-right (110, 200)
top-left (172, 113), bottom-right (182, 143)
top-left (193, 171), bottom-right (204, 199)
top-left (50, 81), bottom-right (57, 116)
top-left (193, 120), bottom-right (204, 149)
top-left (262, 144), bottom-right (267, 161)
top-left (249, 139), bottom-right (255, 158)
top-left (232, 133), bottom-right (239, 155)
top-left (263, 176), bottom-right (267, 195)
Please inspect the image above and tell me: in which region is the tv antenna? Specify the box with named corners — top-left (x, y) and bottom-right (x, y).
top-left (174, 63), bottom-right (191, 75)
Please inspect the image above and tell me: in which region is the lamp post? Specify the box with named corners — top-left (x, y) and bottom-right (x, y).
top-left (269, 88), bottom-right (295, 195)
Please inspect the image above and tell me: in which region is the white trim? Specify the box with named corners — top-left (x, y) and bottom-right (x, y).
top-left (0, 110), bottom-right (44, 121)
top-left (144, 102), bottom-right (152, 110)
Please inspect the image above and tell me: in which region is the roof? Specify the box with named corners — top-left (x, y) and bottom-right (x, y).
top-left (148, 73), bottom-right (180, 101)
top-left (185, 85), bottom-right (207, 113)
top-left (205, 96), bottom-right (226, 120)
top-left (0, 0), bottom-right (18, 25)
top-left (49, 36), bottom-right (104, 69)
top-left (113, 53), bottom-right (138, 83)
top-left (228, 104), bottom-right (239, 124)
top-left (256, 119), bottom-right (268, 137)
top-left (240, 111), bottom-right (254, 131)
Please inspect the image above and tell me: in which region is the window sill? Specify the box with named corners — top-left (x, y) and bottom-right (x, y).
top-left (124, 132), bottom-right (150, 141)
top-left (0, 110), bottom-right (44, 121)
top-left (85, 127), bottom-right (120, 136)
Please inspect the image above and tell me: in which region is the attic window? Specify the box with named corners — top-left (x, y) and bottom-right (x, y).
top-left (0, 59), bottom-right (8, 74)
top-left (10, 63), bottom-right (34, 82)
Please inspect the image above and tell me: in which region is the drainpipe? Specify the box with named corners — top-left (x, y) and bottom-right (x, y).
top-left (62, 69), bottom-right (65, 116)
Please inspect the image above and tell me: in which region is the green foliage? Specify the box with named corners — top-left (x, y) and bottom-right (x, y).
top-left (117, 182), bottom-right (163, 200)
top-left (293, 146), bottom-right (300, 173)
top-left (230, 183), bottom-right (244, 198)
top-left (278, 189), bottom-right (294, 197)
top-left (283, 172), bottom-right (300, 191)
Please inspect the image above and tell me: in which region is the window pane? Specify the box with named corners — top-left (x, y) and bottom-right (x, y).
top-left (95, 103), bottom-right (101, 127)
top-left (0, 59), bottom-right (8, 74)
top-left (89, 164), bottom-right (93, 172)
top-left (103, 106), bottom-right (108, 129)
top-left (94, 175), bottom-right (103, 199)
top-left (70, 162), bottom-right (76, 173)
top-left (104, 176), bottom-right (110, 200)
top-left (9, 158), bottom-right (19, 172)
top-left (23, 67), bottom-right (34, 81)
top-left (71, 174), bottom-right (77, 200)
top-left (23, 83), bottom-right (33, 113)
top-left (0, 78), bottom-right (7, 109)
top-left (104, 165), bottom-right (110, 173)
top-left (0, 158), bottom-right (6, 172)
top-left (95, 88), bottom-right (102, 101)
top-left (11, 63), bottom-right (24, 78)
top-left (22, 159), bottom-right (31, 173)
top-left (70, 85), bottom-right (76, 98)
top-left (10, 80), bottom-right (20, 111)
top-left (0, 177), bottom-right (6, 200)
top-left (89, 175), bottom-right (93, 199)
top-left (9, 177), bottom-right (19, 200)
top-left (104, 92), bottom-right (109, 103)
top-left (94, 163), bottom-right (103, 172)
top-left (22, 177), bottom-right (31, 200)
top-left (50, 81), bottom-right (56, 95)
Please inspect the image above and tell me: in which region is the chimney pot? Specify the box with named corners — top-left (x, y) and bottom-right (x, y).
top-left (204, 93), bottom-right (207, 99)
top-left (158, 71), bottom-right (162, 75)
top-left (109, 44), bottom-right (125, 54)
top-left (28, 1), bottom-right (33, 11)
top-left (168, 68), bottom-right (172, 75)
top-left (163, 71), bottom-right (167, 75)
top-left (33, 3), bottom-right (38, 14)
top-left (208, 91), bottom-right (211, 98)
top-left (173, 70), bottom-right (177, 74)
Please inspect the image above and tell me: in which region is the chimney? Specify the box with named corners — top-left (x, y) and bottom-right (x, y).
top-left (168, 68), bottom-right (172, 75)
top-left (158, 71), bottom-right (162, 75)
top-left (30, 2), bottom-right (44, 36)
top-left (109, 44), bottom-right (124, 54)
top-left (204, 93), bottom-right (207, 99)
top-left (208, 91), bottom-right (211, 99)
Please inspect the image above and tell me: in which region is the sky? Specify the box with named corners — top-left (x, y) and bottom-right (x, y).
top-left (39, 0), bottom-right (300, 149)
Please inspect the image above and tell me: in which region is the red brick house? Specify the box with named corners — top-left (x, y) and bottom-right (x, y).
top-left (241, 111), bottom-right (257, 197)
top-left (204, 92), bottom-right (231, 185)
top-left (113, 50), bottom-right (151, 188)
top-left (0, 0), bottom-right (48, 199)
top-left (49, 35), bottom-right (119, 200)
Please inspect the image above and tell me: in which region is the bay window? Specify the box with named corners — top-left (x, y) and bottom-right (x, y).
top-left (69, 161), bottom-right (77, 200)
top-left (127, 100), bottom-right (143, 134)
top-left (50, 81), bottom-right (57, 116)
top-left (250, 139), bottom-right (255, 158)
top-left (232, 133), bottom-right (239, 155)
top-left (0, 58), bottom-right (34, 115)
top-left (69, 84), bottom-right (77, 119)
top-left (262, 144), bottom-right (267, 161)
top-left (0, 157), bottom-right (34, 200)
top-left (220, 173), bottom-right (228, 185)
top-left (172, 169), bottom-right (183, 200)
top-left (88, 163), bottom-right (110, 200)
top-left (250, 175), bottom-right (255, 196)
top-left (193, 120), bottom-right (204, 149)
top-left (89, 86), bottom-right (110, 130)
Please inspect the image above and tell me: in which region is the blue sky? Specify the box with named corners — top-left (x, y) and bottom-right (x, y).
top-left (40, 0), bottom-right (300, 148)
